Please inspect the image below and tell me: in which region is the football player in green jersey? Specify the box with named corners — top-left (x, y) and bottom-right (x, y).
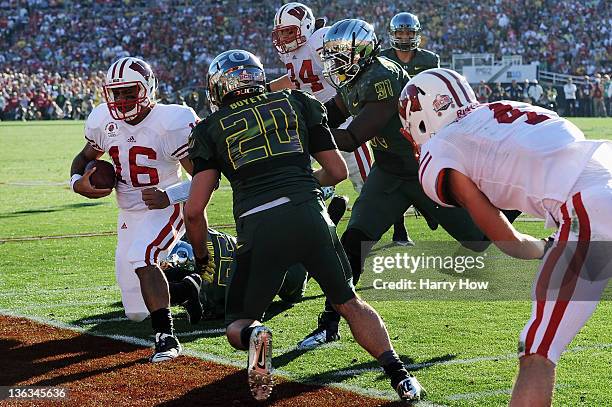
top-left (184, 49), bottom-right (424, 402)
top-left (380, 12), bottom-right (440, 77)
top-left (380, 12), bottom-right (440, 245)
top-left (297, 19), bottom-right (520, 351)
top-left (162, 229), bottom-right (308, 322)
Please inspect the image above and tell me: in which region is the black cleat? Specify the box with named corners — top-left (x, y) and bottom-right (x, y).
top-left (327, 195), bottom-right (348, 225)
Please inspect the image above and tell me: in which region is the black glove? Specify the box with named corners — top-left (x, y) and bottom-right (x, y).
top-left (195, 254), bottom-right (215, 284)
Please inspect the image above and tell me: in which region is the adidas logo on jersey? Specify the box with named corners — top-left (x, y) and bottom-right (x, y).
top-left (127, 136), bottom-right (136, 142)
top-left (121, 223), bottom-right (128, 229)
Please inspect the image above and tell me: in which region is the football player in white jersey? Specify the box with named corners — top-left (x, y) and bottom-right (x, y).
top-left (400, 68), bottom-right (612, 406)
top-left (69, 57), bottom-right (200, 363)
top-left (269, 2), bottom-right (372, 196)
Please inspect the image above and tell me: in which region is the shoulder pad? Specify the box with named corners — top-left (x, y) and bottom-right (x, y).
top-left (158, 104), bottom-right (199, 132)
top-left (85, 103), bottom-right (111, 129)
top-left (307, 26), bottom-right (328, 55)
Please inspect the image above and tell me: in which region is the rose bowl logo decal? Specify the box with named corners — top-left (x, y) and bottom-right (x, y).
top-left (433, 94), bottom-right (453, 115)
top-left (105, 122), bottom-right (119, 137)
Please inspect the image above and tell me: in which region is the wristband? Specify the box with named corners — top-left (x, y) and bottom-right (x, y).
top-left (70, 174), bottom-right (82, 192)
top-left (165, 181), bottom-right (191, 204)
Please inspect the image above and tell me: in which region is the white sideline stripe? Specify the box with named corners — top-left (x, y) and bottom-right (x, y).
top-left (332, 343), bottom-right (612, 377)
top-left (1, 301), bottom-right (112, 311)
top-left (0, 311), bottom-right (412, 403)
top-left (81, 317), bottom-right (128, 324)
top-left (0, 286), bottom-right (118, 297)
top-left (176, 329), bottom-right (226, 337)
top-left (447, 383), bottom-right (569, 401)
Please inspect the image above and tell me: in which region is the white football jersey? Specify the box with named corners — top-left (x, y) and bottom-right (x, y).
top-left (85, 103), bottom-right (199, 211)
top-left (278, 27), bottom-right (336, 103)
top-left (419, 101), bottom-right (604, 222)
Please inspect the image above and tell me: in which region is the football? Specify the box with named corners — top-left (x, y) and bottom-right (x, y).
top-left (85, 160), bottom-right (117, 189)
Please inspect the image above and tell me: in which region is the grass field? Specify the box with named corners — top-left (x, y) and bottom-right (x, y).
top-left (1, 118), bottom-right (611, 406)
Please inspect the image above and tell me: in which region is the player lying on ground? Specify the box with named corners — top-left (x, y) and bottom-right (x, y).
top-left (70, 57), bottom-right (199, 363)
top-left (184, 49), bottom-right (424, 402)
top-left (161, 229), bottom-right (309, 323)
top-left (399, 67), bottom-right (611, 407)
top-left (298, 18), bottom-right (521, 350)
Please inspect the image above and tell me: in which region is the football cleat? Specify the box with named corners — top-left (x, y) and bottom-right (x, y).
top-left (296, 313), bottom-right (340, 350)
top-left (183, 274), bottom-right (203, 325)
top-left (396, 375), bottom-right (425, 402)
top-left (327, 195), bottom-right (348, 226)
top-left (247, 326), bottom-right (274, 401)
top-left (392, 222), bottom-right (415, 247)
top-left (149, 333), bottom-right (182, 363)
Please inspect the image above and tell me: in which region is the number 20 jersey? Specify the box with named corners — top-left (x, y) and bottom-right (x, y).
top-left (189, 89), bottom-right (328, 219)
top-left (419, 101), bottom-right (605, 222)
top-left (278, 27), bottom-right (336, 103)
top-left (84, 103), bottom-right (199, 211)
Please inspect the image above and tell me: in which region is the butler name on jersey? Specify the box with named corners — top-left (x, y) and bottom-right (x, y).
top-left (84, 103), bottom-right (198, 210)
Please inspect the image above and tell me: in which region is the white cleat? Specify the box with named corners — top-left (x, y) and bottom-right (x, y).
top-left (149, 333), bottom-right (182, 363)
top-left (396, 375), bottom-right (426, 402)
top-left (247, 326), bottom-right (274, 401)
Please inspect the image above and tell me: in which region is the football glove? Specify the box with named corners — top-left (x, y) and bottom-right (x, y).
top-left (195, 254), bottom-right (215, 284)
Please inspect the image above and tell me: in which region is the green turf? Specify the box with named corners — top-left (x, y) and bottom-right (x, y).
top-left (1, 118), bottom-right (611, 406)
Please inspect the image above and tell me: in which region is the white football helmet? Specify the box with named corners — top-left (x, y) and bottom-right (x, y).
top-left (272, 2), bottom-right (315, 54)
top-left (399, 68), bottom-right (478, 145)
top-left (103, 57), bottom-right (157, 121)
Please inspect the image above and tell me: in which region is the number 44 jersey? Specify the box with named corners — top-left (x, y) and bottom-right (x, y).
top-left (419, 101), bottom-right (604, 222)
top-left (189, 89), bottom-right (331, 219)
top-left (85, 103), bottom-right (199, 210)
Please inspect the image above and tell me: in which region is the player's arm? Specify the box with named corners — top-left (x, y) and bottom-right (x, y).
top-left (141, 157), bottom-right (193, 210)
top-left (447, 169), bottom-right (545, 259)
top-left (268, 74), bottom-right (295, 91)
top-left (70, 143), bottom-right (112, 198)
top-left (308, 115), bottom-right (348, 186)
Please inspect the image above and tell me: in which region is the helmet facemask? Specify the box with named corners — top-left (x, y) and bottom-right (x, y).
top-left (103, 81), bottom-right (151, 121)
top-left (272, 25), bottom-right (306, 54)
top-left (390, 28), bottom-right (421, 52)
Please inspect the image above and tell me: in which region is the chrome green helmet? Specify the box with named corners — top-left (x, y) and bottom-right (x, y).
top-left (322, 19), bottom-right (379, 89)
top-left (207, 49), bottom-right (266, 108)
top-left (389, 12), bottom-right (421, 52)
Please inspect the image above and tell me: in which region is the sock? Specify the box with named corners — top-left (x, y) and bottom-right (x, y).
top-left (151, 308), bottom-right (173, 336)
top-left (240, 326), bottom-right (256, 349)
top-left (323, 300), bottom-right (341, 323)
top-left (169, 273), bottom-right (202, 304)
top-left (378, 350), bottom-right (409, 389)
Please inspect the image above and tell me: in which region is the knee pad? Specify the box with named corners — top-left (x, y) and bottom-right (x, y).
top-left (125, 312), bottom-right (149, 322)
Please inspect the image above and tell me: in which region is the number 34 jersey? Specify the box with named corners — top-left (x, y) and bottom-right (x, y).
top-left (189, 89), bottom-right (332, 219)
top-left (84, 103), bottom-right (199, 211)
top-left (419, 101), bottom-right (604, 221)
top-left (278, 27), bottom-right (336, 103)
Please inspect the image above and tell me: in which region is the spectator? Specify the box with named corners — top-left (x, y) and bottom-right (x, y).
top-left (528, 79), bottom-right (544, 106)
top-left (476, 80), bottom-right (493, 103)
top-left (564, 77), bottom-right (577, 116)
top-left (489, 82), bottom-right (506, 102)
top-left (506, 80), bottom-right (523, 101)
top-left (544, 85), bottom-right (558, 112)
top-left (579, 76), bottom-right (593, 117)
top-left (593, 78), bottom-right (607, 117)
top-left (603, 74), bottom-right (611, 116)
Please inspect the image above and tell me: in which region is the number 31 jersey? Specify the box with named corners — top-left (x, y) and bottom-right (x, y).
top-left (84, 103), bottom-right (199, 211)
top-left (278, 27), bottom-right (335, 103)
top-left (419, 101), bottom-right (604, 221)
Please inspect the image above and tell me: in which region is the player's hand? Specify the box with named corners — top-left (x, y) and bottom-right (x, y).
top-left (195, 253), bottom-right (215, 284)
top-left (73, 167), bottom-right (113, 199)
top-left (142, 187), bottom-right (170, 209)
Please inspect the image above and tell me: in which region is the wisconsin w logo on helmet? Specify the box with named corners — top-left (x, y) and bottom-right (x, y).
top-left (272, 2), bottom-right (315, 54)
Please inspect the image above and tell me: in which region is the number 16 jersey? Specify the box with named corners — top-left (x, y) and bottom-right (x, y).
top-left (85, 103), bottom-right (199, 211)
top-left (188, 89), bottom-right (334, 219)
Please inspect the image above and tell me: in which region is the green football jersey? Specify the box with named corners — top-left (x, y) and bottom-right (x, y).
top-left (379, 47), bottom-right (440, 77)
top-left (200, 228), bottom-right (236, 316)
top-left (189, 89), bottom-right (329, 219)
top-left (338, 56), bottom-right (417, 177)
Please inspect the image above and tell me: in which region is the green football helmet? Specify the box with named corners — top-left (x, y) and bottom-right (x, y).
top-left (321, 19), bottom-right (379, 89)
top-left (207, 49), bottom-right (266, 108)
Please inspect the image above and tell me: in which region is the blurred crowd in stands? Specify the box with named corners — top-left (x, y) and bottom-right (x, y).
top-left (1, 0), bottom-right (610, 120)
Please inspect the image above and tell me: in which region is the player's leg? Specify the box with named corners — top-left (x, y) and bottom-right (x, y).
top-left (512, 190), bottom-right (611, 405)
top-left (128, 203), bottom-right (185, 362)
top-left (277, 264), bottom-right (308, 304)
top-left (301, 198), bottom-right (424, 401)
top-left (299, 167), bottom-right (412, 349)
top-left (115, 210), bottom-right (149, 322)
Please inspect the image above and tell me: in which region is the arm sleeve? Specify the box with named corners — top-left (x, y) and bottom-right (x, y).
top-left (84, 112), bottom-right (105, 152)
top-left (418, 142), bottom-right (466, 208)
top-left (308, 123), bottom-right (337, 153)
top-left (324, 97), bottom-right (350, 128)
top-left (188, 122), bottom-right (220, 176)
top-left (343, 97), bottom-right (399, 145)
